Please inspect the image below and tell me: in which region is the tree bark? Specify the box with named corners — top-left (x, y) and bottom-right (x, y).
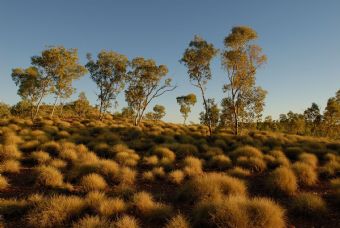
top-left (50, 95), bottom-right (59, 118)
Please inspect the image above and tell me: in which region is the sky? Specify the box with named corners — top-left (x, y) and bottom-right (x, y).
top-left (0, 0), bottom-right (339, 123)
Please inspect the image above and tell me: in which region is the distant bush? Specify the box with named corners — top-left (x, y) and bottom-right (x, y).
top-left (266, 166), bottom-right (297, 196)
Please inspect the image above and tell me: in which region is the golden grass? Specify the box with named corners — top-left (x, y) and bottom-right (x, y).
top-left (80, 173), bottom-right (107, 191)
top-left (179, 172), bottom-right (247, 202)
top-left (182, 156), bottom-right (203, 177)
top-left (165, 214), bottom-right (190, 228)
top-left (168, 169), bottom-right (185, 185)
top-left (292, 162), bottom-right (318, 186)
top-left (114, 215), bottom-right (140, 228)
top-left (72, 215), bottom-right (112, 228)
top-left (0, 144), bottom-right (22, 160)
top-left (193, 195), bottom-right (285, 228)
top-left (31, 151), bottom-right (51, 164)
top-left (266, 166), bottom-right (297, 196)
top-left (35, 165), bottom-right (64, 188)
top-left (133, 191), bottom-right (173, 220)
top-left (290, 192), bottom-right (327, 217)
top-left (26, 195), bottom-right (86, 227)
top-left (0, 160), bottom-right (20, 173)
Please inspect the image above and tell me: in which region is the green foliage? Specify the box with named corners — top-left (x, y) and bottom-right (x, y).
top-left (0, 102), bottom-right (11, 118)
top-left (125, 57), bottom-right (176, 126)
top-left (177, 93), bottom-right (197, 124)
top-left (86, 50), bottom-right (128, 119)
top-left (222, 26), bottom-right (267, 135)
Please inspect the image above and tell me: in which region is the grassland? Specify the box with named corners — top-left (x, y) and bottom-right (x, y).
top-left (0, 116), bottom-right (339, 227)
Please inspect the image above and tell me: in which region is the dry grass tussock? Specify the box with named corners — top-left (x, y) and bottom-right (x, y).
top-left (266, 166), bottom-right (297, 196)
top-left (26, 195), bottom-right (86, 227)
top-left (178, 172), bottom-right (247, 202)
top-left (133, 191), bottom-right (173, 220)
top-left (193, 195), bottom-right (285, 228)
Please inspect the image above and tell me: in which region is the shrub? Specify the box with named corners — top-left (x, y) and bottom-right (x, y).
top-left (292, 162), bottom-right (318, 186)
top-left (35, 165), bottom-right (64, 188)
top-left (31, 151), bottom-right (51, 164)
top-left (182, 156), bottom-right (203, 177)
top-left (114, 215), bottom-right (139, 228)
top-left (0, 160), bottom-right (20, 173)
top-left (178, 173), bottom-right (247, 202)
top-left (133, 191), bottom-right (172, 220)
top-left (26, 195), bottom-right (86, 227)
top-left (208, 154), bottom-right (232, 170)
top-left (80, 173), bottom-right (107, 191)
top-left (0, 176), bottom-right (9, 190)
top-left (72, 215), bottom-right (112, 228)
top-left (168, 170), bottom-right (185, 185)
top-left (298, 153), bottom-right (318, 168)
top-left (290, 192), bottom-right (327, 217)
top-left (193, 196), bottom-right (285, 228)
top-left (165, 214), bottom-right (190, 228)
top-left (266, 166), bottom-right (297, 196)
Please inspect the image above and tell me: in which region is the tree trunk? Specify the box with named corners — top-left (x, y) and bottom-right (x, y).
top-left (33, 93), bottom-right (45, 121)
top-left (199, 85), bottom-right (212, 136)
top-left (233, 106), bottom-right (239, 135)
top-left (50, 95), bottom-right (59, 118)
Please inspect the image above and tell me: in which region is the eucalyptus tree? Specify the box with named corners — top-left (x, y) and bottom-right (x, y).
top-left (31, 46), bottom-right (86, 118)
top-left (11, 66), bottom-right (45, 119)
top-left (181, 35), bottom-right (218, 135)
top-left (86, 50), bottom-right (128, 120)
top-left (176, 93), bottom-right (197, 124)
top-left (221, 26), bottom-right (267, 135)
top-left (125, 57), bottom-right (176, 126)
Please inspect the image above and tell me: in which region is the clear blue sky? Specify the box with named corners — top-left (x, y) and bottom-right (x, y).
top-left (1, 0), bottom-right (339, 123)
